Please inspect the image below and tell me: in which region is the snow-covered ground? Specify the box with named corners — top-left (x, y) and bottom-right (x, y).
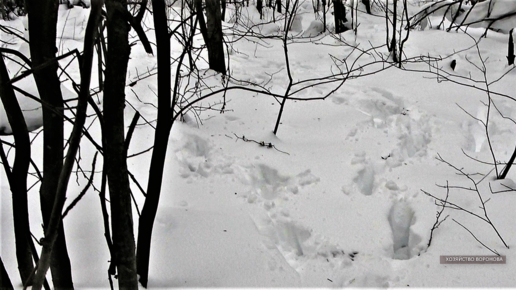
top-left (1, 0), bottom-right (516, 288)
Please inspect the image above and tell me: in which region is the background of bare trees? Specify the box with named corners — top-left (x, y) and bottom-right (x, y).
top-left (1, 0), bottom-right (516, 288)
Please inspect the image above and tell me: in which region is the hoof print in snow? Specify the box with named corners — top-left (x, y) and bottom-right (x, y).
top-left (388, 201), bottom-right (416, 260)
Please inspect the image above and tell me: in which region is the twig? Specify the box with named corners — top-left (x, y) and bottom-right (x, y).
top-left (233, 133), bottom-right (290, 155)
top-left (62, 152), bottom-right (98, 219)
top-left (427, 181), bottom-right (450, 248)
top-left (423, 154), bottom-right (509, 249)
top-left (453, 219), bottom-right (500, 256)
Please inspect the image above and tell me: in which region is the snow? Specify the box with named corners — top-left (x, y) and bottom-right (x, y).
top-left (2, 0), bottom-right (516, 288)
top-left (412, 0), bottom-right (516, 33)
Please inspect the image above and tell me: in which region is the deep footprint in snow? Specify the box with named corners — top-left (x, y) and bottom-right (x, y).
top-left (175, 133), bottom-right (234, 179)
top-left (240, 164), bottom-right (291, 200)
top-left (388, 201), bottom-right (417, 260)
top-left (252, 208), bottom-right (357, 280)
top-left (239, 164), bottom-right (320, 200)
top-left (351, 152), bottom-right (378, 196)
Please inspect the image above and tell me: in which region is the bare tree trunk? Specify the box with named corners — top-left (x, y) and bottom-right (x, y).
top-left (508, 28), bottom-right (515, 66)
top-left (322, 0), bottom-right (325, 32)
top-left (333, 0), bottom-right (346, 33)
top-left (256, 0), bottom-right (263, 18)
top-left (0, 256), bottom-right (14, 290)
top-left (104, 0), bottom-right (138, 288)
top-left (25, 0), bottom-right (74, 287)
top-left (136, 0), bottom-right (172, 287)
top-left (0, 52), bottom-right (33, 287)
top-left (390, 0), bottom-right (398, 64)
top-left (30, 0), bottom-right (103, 289)
top-left (273, 0), bottom-right (297, 135)
top-left (197, 0), bottom-right (226, 74)
top-left (362, 0), bottom-right (371, 14)
top-left (221, 0), bottom-right (226, 20)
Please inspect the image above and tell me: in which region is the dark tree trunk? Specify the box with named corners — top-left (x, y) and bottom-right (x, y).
top-left (362, 0), bottom-right (371, 14)
top-left (322, 0), bottom-right (325, 32)
top-left (25, 0), bottom-right (74, 288)
top-left (205, 0), bottom-right (226, 74)
top-left (136, 0), bottom-right (172, 287)
top-left (32, 0), bottom-right (103, 290)
top-left (197, 0), bottom-right (226, 74)
top-left (104, 0), bottom-right (138, 289)
top-left (221, 0), bottom-right (226, 20)
top-left (276, 0), bottom-right (281, 13)
top-left (333, 0), bottom-right (347, 33)
top-left (30, 1), bottom-right (102, 288)
top-left (390, 0), bottom-right (398, 63)
top-left (508, 28), bottom-right (514, 66)
top-left (256, 0), bottom-right (263, 19)
top-left (0, 256), bottom-right (14, 290)
top-left (0, 52), bottom-right (33, 287)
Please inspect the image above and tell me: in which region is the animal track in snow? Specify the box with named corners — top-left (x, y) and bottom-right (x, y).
top-left (388, 201), bottom-right (420, 260)
top-left (251, 208), bottom-right (357, 282)
top-left (174, 133), bottom-right (235, 180)
top-left (239, 164), bottom-right (291, 200)
top-left (349, 87), bottom-right (405, 128)
top-left (393, 110), bottom-right (432, 159)
top-left (351, 152), bottom-right (381, 196)
top-left (237, 164), bottom-right (320, 201)
top-left (344, 88), bottom-right (433, 164)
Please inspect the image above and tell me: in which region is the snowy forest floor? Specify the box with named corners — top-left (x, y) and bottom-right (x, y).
top-left (1, 0), bottom-right (516, 288)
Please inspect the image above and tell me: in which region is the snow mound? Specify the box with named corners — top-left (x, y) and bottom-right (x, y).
top-left (289, 13), bottom-right (303, 32)
top-left (412, 0), bottom-right (516, 33)
top-left (302, 20), bottom-right (325, 37)
top-left (0, 80), bottom-right (76, 135)
top-left (458, 0), bottom-right (516, 33)
top-left (255, 22), bottom-right (281, 36)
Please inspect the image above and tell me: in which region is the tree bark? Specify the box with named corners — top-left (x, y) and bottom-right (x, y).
top-left (256, 0), bottom-right (263, 18)
top-left (221, 0), bottom-right (226, 20)
top-left (333, 0), bottom-right (347, 33)
top-left (390, 0), bottom-right (398, 64)
top-left (362, 0), bottom-right (371, 14)
top-left (136, 0), bottom-right (172, 287)
top-left (104, 0), bottom-right (138, 288)
top-left (322, 0), bottom-right (325, 32)
top-left (0, 52), bottom-right (33, 287)
top-left (30, 0), bottom-right (103, 289)
top-left (196, 0), bottom-right (226, 74)
top-left (25, 0), bottom-right (74, 288)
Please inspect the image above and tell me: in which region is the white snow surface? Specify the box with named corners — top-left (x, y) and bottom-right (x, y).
top-left (413, 0), bottom-right (516, 32)
top-left (2, 1), bottom-right (516, 288)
